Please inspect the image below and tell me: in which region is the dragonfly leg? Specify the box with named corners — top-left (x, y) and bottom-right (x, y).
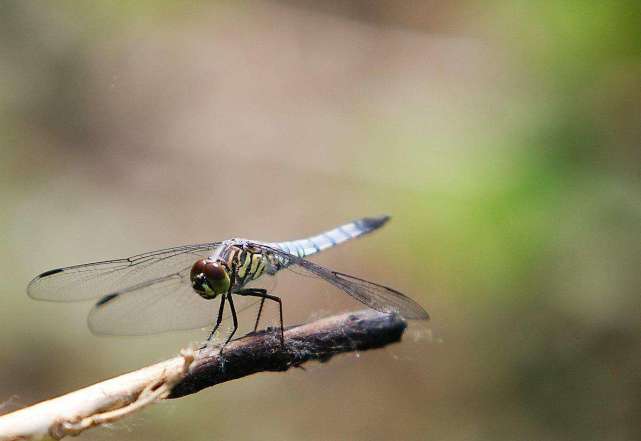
top-left (253, 297), bottom-right (266, 332)
top-left (213, 262), bottom-right (239, 357)
top-left (235, 288), bottom-right (285, 347)
top-left (223, 291), bottom-right (239, 346)
top-left (205, 293), bottom-right (227, 343)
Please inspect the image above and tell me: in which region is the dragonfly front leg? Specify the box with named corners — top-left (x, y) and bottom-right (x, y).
top-left (235, 288), bottom-right (285, 347)
top-left (206, 261), bottom-right (238, 353)
top-left (205, 293), bottom-right (227, 343)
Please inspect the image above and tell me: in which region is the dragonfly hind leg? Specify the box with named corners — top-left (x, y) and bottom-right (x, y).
top-left (235, 288), bottom-right (285, 347)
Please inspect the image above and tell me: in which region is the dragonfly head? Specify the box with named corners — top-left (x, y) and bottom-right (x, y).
top-left (190, 259), bottom-right (230, 299)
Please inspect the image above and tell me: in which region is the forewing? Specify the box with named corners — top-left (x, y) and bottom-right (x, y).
top-left (256, 244), bottom-right (429, 320)
top-left (88, 267), bottom-right (260, 335)
top-left (27, 243), bottom-right (221, 302)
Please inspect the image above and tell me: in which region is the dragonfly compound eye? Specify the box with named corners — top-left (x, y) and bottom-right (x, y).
top-left (203, 261), bottom-right (226, 281)
top-left (190, 259), bottom-right (208, 283)
top-left (190, 259), bottom-right (208, 294)
top-left (190, 259), bottom-right (230, 299)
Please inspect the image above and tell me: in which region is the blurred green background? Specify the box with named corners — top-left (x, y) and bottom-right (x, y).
top-left (1, 1), bottom-right (640, 440)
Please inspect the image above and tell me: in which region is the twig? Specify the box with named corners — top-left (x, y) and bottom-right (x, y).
top-left (0, 310), bottom-right (406, 440)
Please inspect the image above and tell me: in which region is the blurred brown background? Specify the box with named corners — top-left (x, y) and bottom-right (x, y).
top-left (1, 1), bottom-right (640, 440)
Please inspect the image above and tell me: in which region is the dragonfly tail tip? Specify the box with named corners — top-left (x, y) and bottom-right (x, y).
top-left (361, 215), bottom-right (390, 230)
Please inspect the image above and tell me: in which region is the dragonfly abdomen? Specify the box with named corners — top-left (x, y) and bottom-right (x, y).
top-left (267, 215), bottom-right (390, 259)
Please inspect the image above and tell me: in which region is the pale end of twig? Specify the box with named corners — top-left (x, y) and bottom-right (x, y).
top-left (49, 349), bottom-right (195, 439)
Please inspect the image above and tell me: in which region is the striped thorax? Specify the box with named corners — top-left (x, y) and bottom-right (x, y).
top-left (226, 243), bottom-right (270, 288)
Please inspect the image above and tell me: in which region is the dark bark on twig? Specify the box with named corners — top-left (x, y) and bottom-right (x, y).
top-left (170, 309), bottom-right (406, 398)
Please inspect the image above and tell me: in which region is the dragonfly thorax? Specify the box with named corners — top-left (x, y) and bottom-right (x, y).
top-left (190, 259), bottom-right (230, 299)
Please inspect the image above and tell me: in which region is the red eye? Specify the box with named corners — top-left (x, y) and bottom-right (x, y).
top-left (190, 259), bottom-right (208, 282)
top-left (204, 262), bottom-right (226, 281)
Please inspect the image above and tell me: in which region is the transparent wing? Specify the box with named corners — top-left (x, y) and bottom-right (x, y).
top-left (27, 242), bottom-right (222, 302)
top-left (87, 267), bottom-right (260, 335)
top-left (255, 243), bottom-right (429, 320)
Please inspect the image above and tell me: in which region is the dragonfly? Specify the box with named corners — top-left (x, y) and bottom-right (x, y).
top-left (27, 215), bottom-right (429, 347)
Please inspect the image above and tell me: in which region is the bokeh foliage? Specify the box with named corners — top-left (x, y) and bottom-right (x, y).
top-left (1, 1), bottom-right (639, 440)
